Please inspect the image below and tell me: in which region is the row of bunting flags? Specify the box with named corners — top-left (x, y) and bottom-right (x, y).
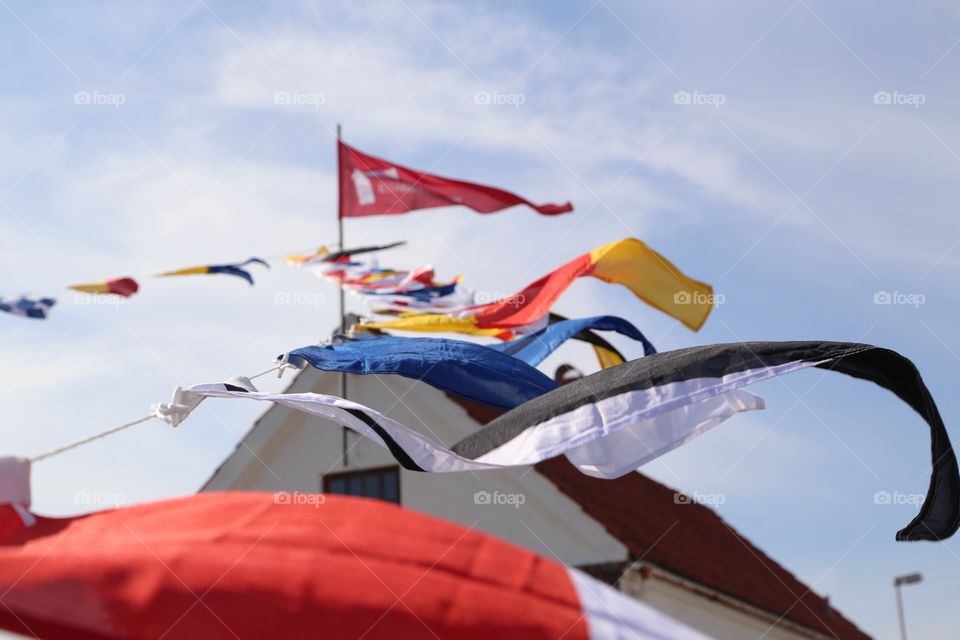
top-left (0, 137), bottom-right (954, 639)
top-left (0, 246), bottom-right (391, 320)
top-left (0, 258), bottom-right (270, 319)
top-left (1, 234), bottom-right (715, 368)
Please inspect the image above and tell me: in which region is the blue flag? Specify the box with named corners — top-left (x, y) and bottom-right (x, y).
top-left (487, 315), bottom-right (656, 366)
top-left (286, 337), bottom-right (558, 410)
top-left (0, 295), bottom-right (56, 320)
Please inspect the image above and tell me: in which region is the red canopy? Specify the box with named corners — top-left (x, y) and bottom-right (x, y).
top-left (0, 492), bottom-right (706, 639)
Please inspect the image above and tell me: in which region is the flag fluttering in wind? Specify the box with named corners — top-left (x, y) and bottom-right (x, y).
top-left (547, 312), bottom-right (629, 369)
top-left (312, 249), bottom-right (475, 313)
top-left (284, 246), bottom-right (329, 266)
top-left (340, 265), bottom-right (474, 314)
top-left (69, 277), bottom-right (139, 297)
top-left (365, 288), bottom-right (477, 315)
top-left (284, 318), bottom-right (653, 408)
top-left (360, 276), bottom-right (461, 302)
top-left (358, 238), bottom-right (716, 335)
top-left (187, 341), bottom-right (957, 540)
top-left (361, 265), bottom-right (439, 293)
top-left (0, 491), bottom-right (708, 640)
top-left (321, 240), bottom-right (407, 263)
top-left (318, 260), bottom-right (381, 284)
top-left (487, 315), bottom-right (656, 365)
top-left (157, 257), bottom-right (270, 286)
top-left (359, 312), bottom-right (514, 337)
top-left (341, 269), bottom-right (409, 289)
top-left (286, 337), bottom-right (559, 410)
top-left (0, 295), bottom-right (55, 320)
top-left (338, 141), bottom-right (573, 218)
top-left (182, 376), bottom-right (763, 475)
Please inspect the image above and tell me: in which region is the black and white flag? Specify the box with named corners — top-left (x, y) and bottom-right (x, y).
top-left (184, 341), bottom-right (958, 541)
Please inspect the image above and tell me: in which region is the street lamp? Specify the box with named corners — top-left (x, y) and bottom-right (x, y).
top-left (893, 572), bottom-right (922, 640)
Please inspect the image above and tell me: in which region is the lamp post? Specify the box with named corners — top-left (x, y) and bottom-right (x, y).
top-left (893, 572), bottom-right (922, 640)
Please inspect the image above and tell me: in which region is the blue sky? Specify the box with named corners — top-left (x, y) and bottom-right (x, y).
top-left (1, 1), bottom-right (959, 637)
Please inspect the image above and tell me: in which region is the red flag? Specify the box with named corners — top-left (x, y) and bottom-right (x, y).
top-left (68, 277), bottom-right (139, 297)
top-left (338, 140), bottom-right (573, 218)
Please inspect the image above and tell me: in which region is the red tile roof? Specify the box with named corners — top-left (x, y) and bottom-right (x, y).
top-left (449, 393), bottom-right (870, 640)
top-left (534, 458), bottom-right (870, 640)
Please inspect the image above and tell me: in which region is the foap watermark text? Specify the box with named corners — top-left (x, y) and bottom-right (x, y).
top-left (673, 90), bottom-right (725, 108)
top-left (674, 491), bottom-right (726, 507)
top-left (874, 491), bottom-right (924, 506)
top-left (474, 90), bottom-right (525, 108)
top-left (873, 291), bottom-right (925, 308)
top-left (674, 291), bottom-right (725, 307)
top-left (274, 491), bottom-right (326, 508)
top-left (73, 90), bottom-right (126, 108)
top-left (873, 90), bottom-right (925, 108)
top-left (274, 91), bottom-right (326, 108)
top-left (474, 490), bottom-right (526, 508)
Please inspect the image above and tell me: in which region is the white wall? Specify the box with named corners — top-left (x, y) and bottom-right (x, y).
top-left (204, 368), bottom-right (628, 567)
top-left (621, 569), bottom-right (824, 640)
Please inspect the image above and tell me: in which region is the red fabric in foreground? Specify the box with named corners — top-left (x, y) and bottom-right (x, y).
top-left (338, 141), bottom-right (572, 218)
top-left (0, 493), bottom-right (588, 640)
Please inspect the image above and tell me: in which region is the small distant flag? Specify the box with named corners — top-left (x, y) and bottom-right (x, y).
top-left (338, 141), bottom-right (573, 218)
top-left (284, 246), bottom-right (330, 267)
top-left (321, 241), bottom-right (406, 263)
top-left (69, 277), bottom-right (139, 298)
top-left (0, 295), bottom-right (55, 320)
top-left (158, 258), bottom-right (270, 286)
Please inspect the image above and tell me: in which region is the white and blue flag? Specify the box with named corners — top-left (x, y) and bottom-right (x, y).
top-left (0, 295), bottom-right (56, 320)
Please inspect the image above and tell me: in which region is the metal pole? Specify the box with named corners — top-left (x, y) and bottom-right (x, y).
top-left (336, 123), bottom-right (349, 467)
top-left (895, 583), bottom-right (907, 640)
top-left (893, 572), bottom-right (922, 640)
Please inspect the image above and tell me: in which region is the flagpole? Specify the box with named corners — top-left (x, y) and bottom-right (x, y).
top-left (336, 123), bottom-right (349, 466)
top-left (337, 124), bottom-right (346, 334)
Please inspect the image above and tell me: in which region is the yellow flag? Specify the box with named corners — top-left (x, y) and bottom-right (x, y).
top-left (589, 238), bottom-right (714, 331)
top-left (592, 345), bottom-right (625, 369)
top-left (355, 314), bottom-right (505, 337)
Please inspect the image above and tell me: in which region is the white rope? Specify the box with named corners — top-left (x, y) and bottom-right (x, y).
top-left (249, 365), bottom-right (281, 380)
top-left (28, 362), bottom-right (296, 463)
top-left (30, 414), bottom-right (157, 463)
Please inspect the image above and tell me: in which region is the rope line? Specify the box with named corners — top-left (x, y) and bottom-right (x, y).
top-left (28, 362), bottom-right (291, 463)
top-left (31, 415), bottom-right (156, 463)
top-left (249, 365), bottom-right (282, 380)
